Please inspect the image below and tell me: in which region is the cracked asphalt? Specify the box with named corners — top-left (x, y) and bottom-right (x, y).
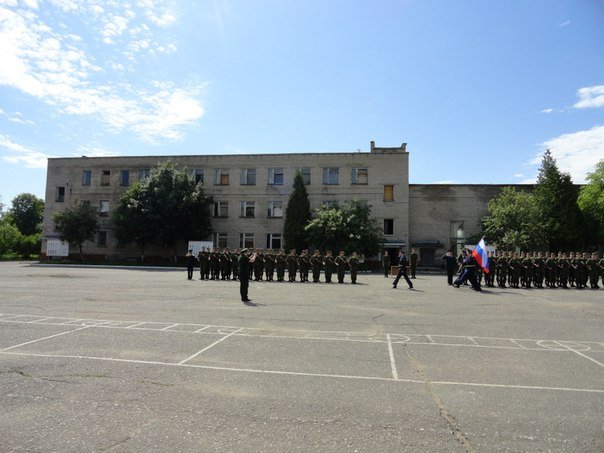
top-left (0, 262), bottom-right (603, 452)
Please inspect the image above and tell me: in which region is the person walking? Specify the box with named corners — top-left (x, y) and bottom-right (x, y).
top-left (392, 250), bottom-right (413, 289)
top-left (238, 248), bottom-right (257, 303)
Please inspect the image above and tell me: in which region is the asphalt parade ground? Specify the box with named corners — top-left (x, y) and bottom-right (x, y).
top-left (0, 262), bottom-right (602, 452)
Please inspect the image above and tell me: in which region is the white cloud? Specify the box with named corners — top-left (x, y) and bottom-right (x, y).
top-left (559, 20), bottom-right (570, 27)
top-left (0, 3), bottom-right (206, 142)
top-left (573, 85), bottom-right (604, 109)
top-left (541, 108), bottom-right (554, 114)
top-left (432, 180), bottom-right (457, 184)
top-left (527, 125), bottom-right (604, 183)
top-left (0, 134), bottom-right (50, 168)
top-left (513, 173), bottom-right (523, 178)
top-left (75, 145), bottom-right (118, 157)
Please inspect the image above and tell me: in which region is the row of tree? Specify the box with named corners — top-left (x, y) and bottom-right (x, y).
top-left (482, 151), bottom-right (603, 251)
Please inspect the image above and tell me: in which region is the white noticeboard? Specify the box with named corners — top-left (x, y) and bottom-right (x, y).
top-left (46, 239), bottom-right (69, 257)
top-left (187, 241), bottom-right (213, 255)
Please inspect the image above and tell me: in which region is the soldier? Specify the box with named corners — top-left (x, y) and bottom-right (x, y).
top-left (210, 249), bottom-right (220, 280)
top-left (508, 252), bottom-right (520, 288)
top-left (185, 249), bottom-right (197, 280)
top-left (533, 252), bottom-right (545, 289)
top-left (275, 249), bottom-right (286, 282)
top-left (571, 253), bottom-right (585, 289)
top-left (442, 250), bottom-right (457, 286)
top-left (599, 253), bottom-right (604, 288)
top-left (219, 248), bottom-right (229, 280)
top-left (264, 250), bottom-right (275, 282)
top-left (558, 253), bottom-right (569, 289)
top-left (335, 250), bottom-right (348, 284)
top-left (286, 249), bottom-right (298, 282)
top-left (393, 250), bottom-right (413, 289)
top-left (238, 248), bottom-right (256, 303)
top-left (582, 252), bottom-right (590, 288)
top-left (545, 252), bottom-right (555, 288)
top-left (382, 250), bottom-right (391, 278)
top-left (298, 250), bottom-right (310, 282)
top-left (253, 248), bottom-right (264, 281)
top-left (587, 252), bottom-right (600, 289)
top-left (485, 251), bottom-right (496, 287)
top-left (323, 250), bottom-right (335, 283)
top-left (568, 252), bottom-right (576, 287)
top-left (231, 248), bottom-right (240, 280)
top-left (198, 247), bottom-right (209, 280)
top-left (409, 248), bottom-right (419, 279)
top-left (348, 252), bottom-right (360, 284)
top-left (496, 252), bottom-right (508, 288)
top-left (521, 252), bottom-right (533, 289)
top-left (310, 250), bottom-right (323, 283)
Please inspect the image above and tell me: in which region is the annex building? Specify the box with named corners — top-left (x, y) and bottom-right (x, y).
top-left (41, 141), bottom-right (524, 266)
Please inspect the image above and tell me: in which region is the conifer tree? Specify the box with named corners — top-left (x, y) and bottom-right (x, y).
top-left (283, 172), bottom-right (311, 252)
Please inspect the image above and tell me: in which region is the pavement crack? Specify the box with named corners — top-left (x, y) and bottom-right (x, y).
top-left (372, 313), bottom-right (384, 321)
top-left (403, 344), bottom-right (476, 453)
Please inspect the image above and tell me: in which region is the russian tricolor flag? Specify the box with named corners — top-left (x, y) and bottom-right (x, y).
top-left (472, 238), bottom-right (490, 274)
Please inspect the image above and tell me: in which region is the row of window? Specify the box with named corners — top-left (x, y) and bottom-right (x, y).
top-left (57, 184), bottom-right (397, 204)
top-left (76, 166), bottom-right (371, 188)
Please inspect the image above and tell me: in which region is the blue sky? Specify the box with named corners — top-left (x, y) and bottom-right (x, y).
top-left (1, 0), bottom-right (603, 208)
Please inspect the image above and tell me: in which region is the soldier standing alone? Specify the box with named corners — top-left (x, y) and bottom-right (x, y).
top-left (410, 248), bottom-right (419, 279)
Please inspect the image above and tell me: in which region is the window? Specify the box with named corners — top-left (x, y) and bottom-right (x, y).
top-left (214, 201), bottom-right (229, 218)
top-left (268, 167), bottom-right (284, 185)
top-left (384, 219), bottom-right (394, 235)
top-left (99, 200), bottom-right (109, 217)
top-left (298, 167), bottom-right (311, 185)
top-left (214, 168), bottom-right (230, 185)
top-left (239, 233), bottom-right (254, 249)
top-left (55, 186), bottom-right (65, 202)
top-left (97, 231), bottom-right (107, 247)
top-left (190, 169), bottom-right (204, 185)
top-left (81, 200), bottom-right (91, 208)
top-left (82, 170), bottom-right (92, 186)
top-left (119, 170), bottom-right (130, 186)
top-left (240, 168), bottom-right (256, 185)
top-left (351, 168), bottom-right (368, 184)
top-left (266, 233), bottom-right (282, 250)
top-left (321, 200), bottom-right (338, 209)
top-left (139, 168), bottom-right (150, 179)
top-left (267, 201), bottom-right (283, 218)
top-left (101, 170), bottom-right (111, 186)
top-left (240, 201), bottom-right (255, 218)
top-left (213, 233), bottom-right (228, 248)
top-left (384, 185), bottom-right (394, 202)
top-left (323, 167), bottom-right (339, 185)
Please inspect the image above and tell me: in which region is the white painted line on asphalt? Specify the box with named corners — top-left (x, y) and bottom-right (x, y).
top-left (468, 337), bottom-right (479, 345)
top-left (125, 322), bottom-right (146, 329)
top-left (386, 333), bottom-right (399, 380)
top-left (0, 326), bottom-right (91, 352)
top-left (553, 341), bottom-right (604, 368)
top-left (194, 326), bottom-right (211, 333)
top-left (178, 327), bottom-right (244, 365)
top-left (29, 317), bottom-right (54, 324)
top-left (160, 324), bottom-right (179, 331)
top-left (2, 350), bottom-right (603, 394)
top-left (510, 339), bottom-right (527, 349)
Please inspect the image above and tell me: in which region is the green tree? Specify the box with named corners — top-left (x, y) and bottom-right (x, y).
top-left (284, 172), bottom-right (311, 252)
top-left (0, 222), bottom-right (21, 256)
top-left (113, 161), bottom-right (213, 260)
top-left (9, 193), bottom-right (44, 236)
top-left (578, 160), bottom-right (604, 248)
top-left (305, 200), bottom-right (383, 256)
top-left (482, 186), bottom-right (545, 251)
top-left (534, 149), bottom-right (584, 251)
top-left (15, 234), bottom-right (41, 259)
top-left (53, 203), bottom-right (99, 262)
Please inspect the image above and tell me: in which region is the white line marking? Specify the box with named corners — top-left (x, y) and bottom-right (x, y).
top-left (426, 335), bottom-right (434, 343)
top-left (29, 317), bottom-right (54, 324)
top-left (194, 326), bottom-right (211, 333)
top-left (160, 324), bottom-right (179, 331)
top-left (553, 341), bottom-right (604, 368)
top-left (468, 337), bottom-right (478, 345)
top-left (1, 350), bottom-right (603, 394)
top-left (0, 326), bottom-right (90, 352)
top-left (509, 339), bottom-right (527, 349)
top-left (126, 322), bottom-right (146, 329)
top-left (178, 328), bottom-right (243, 365)
top-left (386, 334), bottom-right (398, 380)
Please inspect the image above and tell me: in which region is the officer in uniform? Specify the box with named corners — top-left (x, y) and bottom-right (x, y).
top-left (298, 250), bottom-right (310, 282)
top-left (485, 251), bottom-right (496, 287)
top-left (185, 249), bottom-right (197, 280)
top-left (497, 252), bottom-right (508, 288)
top-left (393, 250), bottom-right (413, 289)
top-left (198, 247), bottom-right (209, 280)
top-left (442, 250), bottom-right (457, 286)
top-left (558, 253), bottom-right (569, 288)
top-left (264, 250), bottom-right (275, 282)
top-left (310, 250), bottom-right (323, 283)
top-left (253, 248), bottom-right (264, 281)
top-left (571, 253), bottom-right (585, 289)
top-left (210, 249), bottom-right (220, 280)
top-left (587, 252), bottom-right (599, 289)
top-left (533, 252), bottom-right (545, 288)
top-left (231, 248), bottom-right (239, 280)
top-left (409, 248), bottom-right (419, 279)
top-left (508, 252), bottom-right (520, 288)
top-left (521, 252), bottom-right (533, 289)
top-left (238, 248), bottom-right (256, 303)
top-left (382, 250), bottom-right (391, 278)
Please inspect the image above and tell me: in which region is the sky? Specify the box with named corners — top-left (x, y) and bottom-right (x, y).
top-left (0, 0), bottom-right (603, 209)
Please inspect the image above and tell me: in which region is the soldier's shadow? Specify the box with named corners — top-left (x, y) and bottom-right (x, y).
top-left (243, 301), bottom-right (266, 307)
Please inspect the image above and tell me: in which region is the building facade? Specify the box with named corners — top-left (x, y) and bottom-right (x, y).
top-left (41, 141), bottom-right (531, 266)
top-left (42, 142), bottom-right (410, 262)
